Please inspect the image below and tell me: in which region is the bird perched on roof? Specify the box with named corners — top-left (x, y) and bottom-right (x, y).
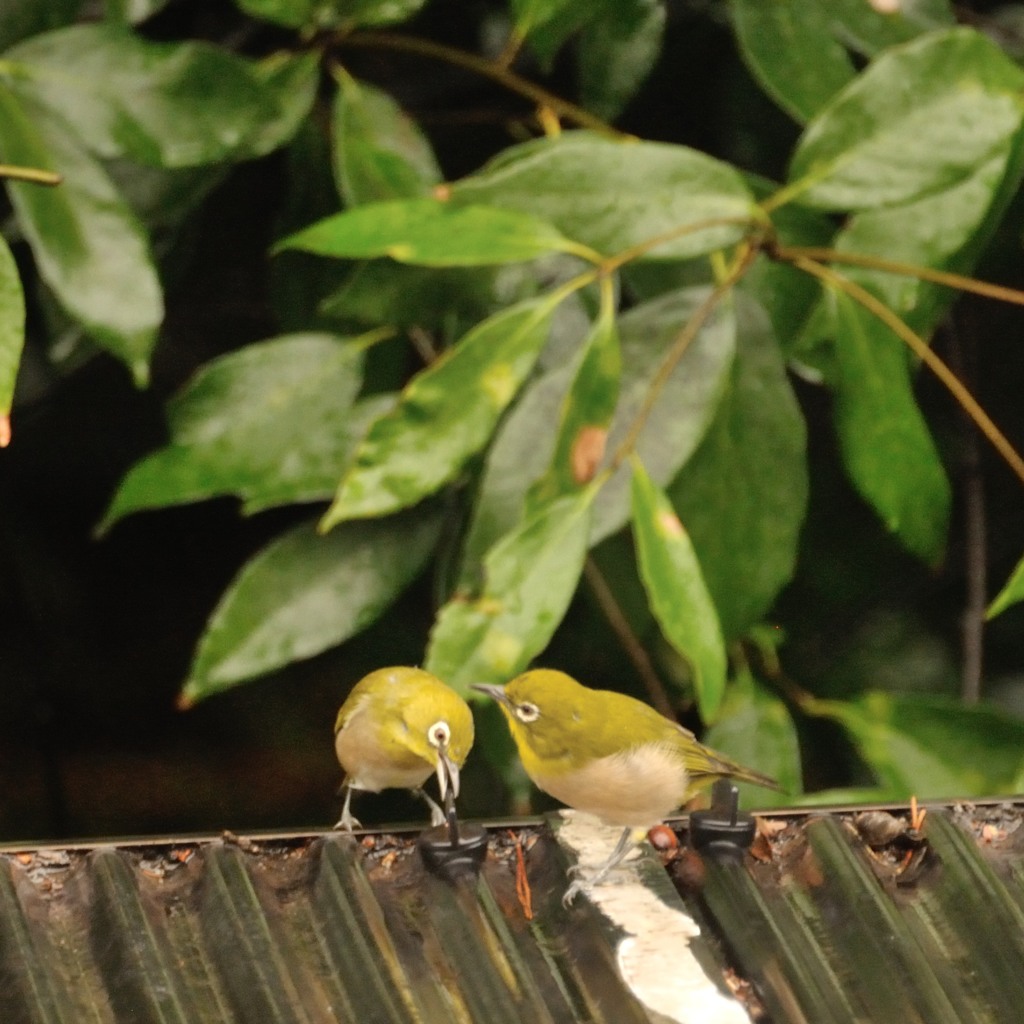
top-left (474, 668), bottom-right (779, 903)
top-left (334, 666), bottom-right (474, 831)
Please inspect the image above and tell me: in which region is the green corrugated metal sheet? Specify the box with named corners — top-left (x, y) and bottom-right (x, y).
top-left (2, 800), bottom-right (1023, 1023)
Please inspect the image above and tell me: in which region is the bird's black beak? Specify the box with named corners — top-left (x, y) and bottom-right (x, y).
top-left (471, 682), bottom-right (510, 709)
top-left (436, 744), bottom-right (460, 803)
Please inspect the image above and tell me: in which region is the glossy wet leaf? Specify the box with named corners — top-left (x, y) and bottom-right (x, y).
top-left (0, 92), bottom-right (162, 384)
top-left (830, 149), bottom-right (1018, 337)
top-left (425, 487), bottom-right (596, 695)
top-left (182, 507), bottom-right (443, 704)
top-left (100, 334), bottom-right (369, 530)
top-left (0, 234), bottom-right (25, 420)
top-left (526, 293), bottom-right (620, 510)
top-left (5, 24), bottom-right (280, 167)
top-left (788, 29), bottom-right (1024, 210)
top-left (332, 75), bottom-right (441, 205)
top-left (832, 292), bottom-right (950, 565)
top-left (578, 0), bottom-right (665, 120)
top-left (703, 670), bottom-right (802, 806)
top-left (631, 459), bottom-right (726, 722)
top-left (806, 690), bottom-right (1024, 797)
top-left (278, 198), bottom-right (581, 266)
top-left (458, 286), bottom-right (736, 583)
top-left (669, 295), bottom-right (807, 641)
top-left (321, 295), bottom-right (559, 528)
top-left (729, 0), bottom-right (856, 122)
top-left (451, 132), bottom-right (757, 260)
top-left (988, 554), bottom-right (1024, 620)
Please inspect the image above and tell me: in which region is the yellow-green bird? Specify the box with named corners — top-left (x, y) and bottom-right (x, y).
top-left (473, 668), bottom-right (779, 901)
top-left (334, 666), bottom-right (474, 831)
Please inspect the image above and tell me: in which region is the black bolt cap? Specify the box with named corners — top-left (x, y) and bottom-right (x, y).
top-left (689, 779), bottom-right (756, 862)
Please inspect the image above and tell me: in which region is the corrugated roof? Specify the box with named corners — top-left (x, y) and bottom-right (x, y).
top-left (1, 800), bottom-right (1022, 1023)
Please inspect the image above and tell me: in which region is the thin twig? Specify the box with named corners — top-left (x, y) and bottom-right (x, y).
top-left (947, 311), bottom-right (986, 704)
top-left (583, 557), bottom-right (675, 718)
top-left (773, 244), bottom-right (1024, 308)
top-left (336, 32), bottom-right (624, 138)
top-left (787, 256), bottom-right (1024, 488)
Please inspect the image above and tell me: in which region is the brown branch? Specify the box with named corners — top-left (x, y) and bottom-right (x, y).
top-left (336, 31), bottom-right (624, 138)
top-left (773, 244), bottom-right (1024, 308)
top-left (786, 255), bottom-right (1024, 488)
top-left (582, 557), bottom-right (675, 718)
top-left (947, 311), bottom-right (986, 705)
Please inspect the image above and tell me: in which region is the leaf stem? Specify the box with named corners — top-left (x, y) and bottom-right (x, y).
top-left (607, 247), bottom-right (757, 472)
top-left (0, 164), bottom-right (61, 186)
top-left (335, 31), bottom-right (625, 138)
top-left (788, 255), bottom-right (1024, 487)
top-left (600, 215), bottom-right (764, 271)
top-left (774, 244), bottom-right (1024, 307)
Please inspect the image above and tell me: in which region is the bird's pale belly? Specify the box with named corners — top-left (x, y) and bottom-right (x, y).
top-left (335, 717), bottom-right (432, 793)
top-left (533, 745), bottom-right (689, 828)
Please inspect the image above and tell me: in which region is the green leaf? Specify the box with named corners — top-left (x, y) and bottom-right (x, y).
top-left (321, 294), bottom-right (560, 528)
top-left (181, 507), bottom-right (443, 705)
top-left (526, 290), bottom-right (620, 510)
top-left (242, 52), bottom-right (320, 159)
top-left (702, 670), bottom-right (802, 805)
top-left (631, 459), bottom-right (726, 722)
top-left (511, 0), bottom-right (602, 64)
top-left (320, 262), bottom-right (503, 329)
top-left (425, 487), bottom-right (596, 695)
top-left (4, 25), bottom-right (281, 167)
top-left (806, 690), bottom-right (1024, 797)
top-left (451, 132), bottom-right (757, 260)
top-left (831, 292), bottom-right (950, 564)
top-left (99, 334), bottom-right (370, 530)
top-left (826, 0), bottom-right (955, 57)
top-left (332, 74), bottom-right (441, 205)
top-left (0, 90), bottom-right (162, 384)
top-left (668, 295), bottom-right (807, 641)
top-left (458, 286), bottom-right (736, 583)
top-left (331, 0), bottom-right (427, 28)
top-left (787, 28), bottom-right (1024, 210)
top-left (830, 150), bottom-right (1018, 337)
top-left (578, 0), bottom-right (665, 121)
top-left (988, 553), bottom-right (1024, 620)
top-left (0, 0), bottom-right (81, 51)
top-left (235, 0), bottom-right (313, 29)
top-left (0, 233), bottom-right (25, 420)
top-left (277, 198), bottom-right (584, 266)
top-left (742, 173), bottom-right (836, 355)
top-left (728, 0), bottom-right (857, 122)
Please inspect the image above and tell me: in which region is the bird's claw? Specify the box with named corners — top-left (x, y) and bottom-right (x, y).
top-left (562, 878), bottom-right (591, 908)
top-left (333, 811), bottom-right (362, 832)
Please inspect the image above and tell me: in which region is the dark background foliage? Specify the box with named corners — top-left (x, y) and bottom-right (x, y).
top-left (3, 0), bottom-right (1024, 839)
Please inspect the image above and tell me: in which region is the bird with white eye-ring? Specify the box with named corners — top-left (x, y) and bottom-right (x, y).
top-left (333, 667), bottom-right (475, 831)
top-left (474, 669), bottom-right (779, 904)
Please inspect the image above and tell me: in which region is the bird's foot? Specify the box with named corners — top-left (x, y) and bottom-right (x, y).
top-left (333, 811), bottom-right (362, 832)
top-left (562, 878), bottom-right (592, 907)
top-left (414, 788), bottom-right (446, 827)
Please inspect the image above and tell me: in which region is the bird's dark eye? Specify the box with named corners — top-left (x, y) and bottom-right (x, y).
top-left (515, 702), bottom-right (540, 723)
top-left (428, 720), bottom-right (451, 747)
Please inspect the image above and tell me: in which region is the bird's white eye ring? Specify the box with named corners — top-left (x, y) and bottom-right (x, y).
top-left (428, 720), bottom-right (451, 748)
top-left (514, 702), bottom-right (540, 723)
